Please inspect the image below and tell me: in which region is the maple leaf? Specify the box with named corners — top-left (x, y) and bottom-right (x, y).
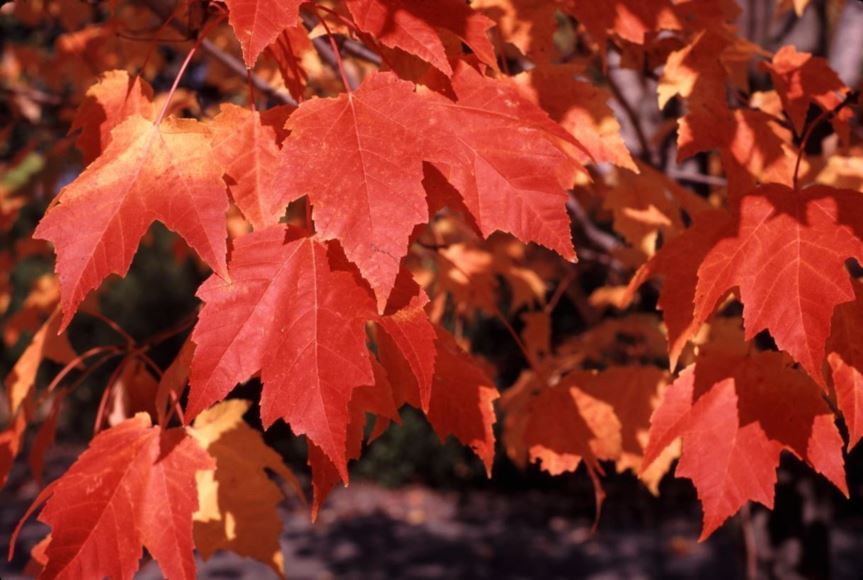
top-left (430, 241), bottom-right (499, 315)
top-left (209, 103), bottom-right (285, 229)
top-left (275, 72), bottom-right (430, 310)
top-left (602, 161), bottom-right (708, 254)
top-left (103, 357), bottom-right (159, 428)
top-left (504, 365), bottom-right (675, 494)
top-left (513, 64), bottom-right (637, 171)
top-left (562, 0), bottom-right (682, 46)
top-left (51, 25), bottom-right (155, 93)
top-left (520, 310), bottom-right (551, 362)
top-left (307, 357), bottom-right (400, 518)
top-left (763, 45), bottom-right (852, 143)
top-left (425, 327), bottom-right (499, 475)
top-left (522, 376), bottom-right (622, 476)
top-left (693, 185), bottom-right (863, 383)
top-left (187, 226), bottom-right (375, 479)
top-left (224, 0), bottom-right (304, 68)
top-left (265, 26), bottom-right (313, 101)
top-left (643, 351), bottom-right (847, 540)
top-left (422, 65), bottom-right (582, 262)
top-left (276, 68), bottom-right (582, 308)
top-left (657, 30), bottom-right (734, 160)
top-left (35, 114), bottom-right (230, 330)
top-left (344, 0), bottom-right (497, 76)
top-left (5, 307), bottom-right (77, 414)
top-left (69, 69), bottom-right (154, 165)
top-left (827, 280), bottom-right (863, 449)
top-left (155, 337), bottom-right (196, 425)
top-left (555, 314), bottom-right (669, 372)
top-left (28, 390), bottom-right (65, 485)
top-left (14, 414), bottom-right (213, 580)
top-left (0, 413), bottom-right (26, 489)
top-left (720, 108), bottom-right (798, 194)
top-left (625, 209), bottom-right (731, 367)
top-left (2, 307), bottom-right (76, 488)
top-left (471, 0), bottom-right (559, 60)
top-left (3, 273), bottom-right (62, 347)
top-left (190, 400), bottom-right (303, 577)
top-left (376, 271), bottom-right (437, 411)
top-left (576, 366), bottom-right (677, 494)
top-left (629, 184), bottom-right (863, 381)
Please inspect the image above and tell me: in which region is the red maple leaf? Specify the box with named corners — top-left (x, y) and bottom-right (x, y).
top-left (643, 351), bottom-right (846, 540)
top-left (223, 0), bottom-right (304, 68)
top-left (35, 115), bottom-right (230, 330)
top-left (344, 0), bottom-right (497, 76)
top-left (209, 104), bottom-right (286, 229)
top-left (187, 226), bottom-right (375, 478)
top-left (629, 184), bottom-right (863, 383)
top-left (12, 414), bottom-right (213, 580)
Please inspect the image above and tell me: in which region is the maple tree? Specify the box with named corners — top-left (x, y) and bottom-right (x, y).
top-left (1, 0), bottom-right (863, 577)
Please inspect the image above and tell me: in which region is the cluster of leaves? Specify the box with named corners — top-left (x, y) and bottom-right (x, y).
top-left (1, 0), bottom-right (862, 577)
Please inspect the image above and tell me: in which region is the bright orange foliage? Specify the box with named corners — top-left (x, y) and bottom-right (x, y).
top-left (2, 0), bottom-right (862, 577)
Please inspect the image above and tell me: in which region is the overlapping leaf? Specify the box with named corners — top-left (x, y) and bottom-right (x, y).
top-left (425, 328), bottom-right (499, 475)
top-left (14, 414), bottom-right (213, 580)
top-left (562, 0), bottom-right (682, 47)
top-left (188, 226), bottom-right (375, 478)
top-left (763, 45), bottom-right (852, 142)
top-left (5, 307), bottom-right (76, 415)
top-left (69, 70), bottom-right (154, 164)
top-left (629, 184), bottom-right (863, 381)
top-left (190, 400), bottom-right (303, 577)
top-left (643, 351), bottom-right (847, 540)
top-left (502, 366), bottom-right (675, 493)
top-left (344, 0), bottom-right (497, 76)
top-left (472, 0), bottom-right (559, 60)
top-left (224, 0), bottom-right (304, 68)
top-left (514, 64), bottom-right (636, 171)
top-left (35, 114), bottom-right (229, 329)
top-left (209, 104), bottom-right (285, 229)
top-left (376, 272), bottom-right (437, 412)
top-left (276, 68), bottom-right (583, 310)
top-left (307, 358), bottom-right (400, 517)
top-left (827, 280), bottom-right (863, 449)
top-left (275, 72), bottom-right (430, 310)
top-left (421, 65), bottom-right (582, 263)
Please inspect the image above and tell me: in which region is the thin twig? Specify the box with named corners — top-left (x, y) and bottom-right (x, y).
top-left (1, 84), bottom-right (62, 105)
top-left (141, 0), bottom-right (297, 106)
top-left (139, 314), bottom-right (196, 349)
top-left (343, 39), bottom-right (382, 65)
top-left (155, 13), bottom-right (226, 125)
top-left (668, 169), bottom-right (728, 187)
top-left (83, 310), bottom-right (135, 347)
top-left (311, 5), bottom-right (354, 91)
top-left (605, 69), bottom-right (654, 165)
top-left (740, 503), bottom-right (759, 580)
top-left (566, 198), bottom-right (621, 253)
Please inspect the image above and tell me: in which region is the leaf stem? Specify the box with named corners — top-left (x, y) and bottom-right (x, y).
top-left (41, 345), bottom-right (123, 400)
top-left (315, 4), bottom-right (362, 34)
top-left (154, 12), bottom-right (226, 126)
top-left (312, 5), bottom-right (354, 93)
top-left (792, 91), bottom-right (857, 189)
top-left (84, 310), bottom-right (136, 348)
